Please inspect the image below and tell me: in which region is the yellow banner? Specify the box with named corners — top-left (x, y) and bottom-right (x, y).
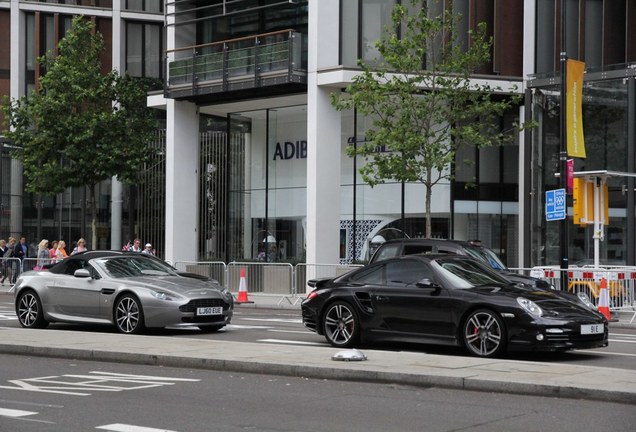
top-left (566, 59), bottom-right (586, 158)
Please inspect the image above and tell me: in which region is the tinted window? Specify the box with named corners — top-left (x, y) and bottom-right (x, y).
top-left (385, 260), bottom-right (432, 286)
top-left (350, 265), bottom-right (385, 284)
top-left (402, 244), bottom-right (433, 255)
top-left (372, 243), bottom-right (401, 262)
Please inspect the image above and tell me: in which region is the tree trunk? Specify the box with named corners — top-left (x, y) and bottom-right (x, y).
top-left (425, 171), bottom-right (433, 238)
top-left (89, 185), bottom-right (98, 250)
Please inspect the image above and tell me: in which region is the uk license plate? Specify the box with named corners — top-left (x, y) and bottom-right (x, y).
top-left (196, 306), bottom-right (223, 316)
top-left (580, 323), bottom-right (604, 335)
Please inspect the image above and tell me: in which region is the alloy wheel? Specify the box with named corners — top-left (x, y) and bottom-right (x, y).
top-left (463, 309), bottom-right (506, 358)
top-left (323, 302), bottom-right (359, 348)
top-left (17, 291), bottom-right (47, 328)
top-left (115, 295), bottom-right (144, 334)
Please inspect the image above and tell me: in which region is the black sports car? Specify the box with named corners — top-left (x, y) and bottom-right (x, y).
top-left (301, 255), bottom-right (608, 358)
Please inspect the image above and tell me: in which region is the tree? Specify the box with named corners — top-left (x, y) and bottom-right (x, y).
top-left (331, 0), bottom-right (522, 237)
top-left (2, 16), bottom-right (158, 248)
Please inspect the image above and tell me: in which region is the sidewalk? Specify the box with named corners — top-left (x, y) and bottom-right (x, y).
top-left (1, 290), bottom-right (636, 404)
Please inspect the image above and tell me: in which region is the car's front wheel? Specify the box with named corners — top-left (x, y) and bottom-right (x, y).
top-left (114, 294), bottom-right (145, 334)
top-left (16, 290), bottom-right (48, 329)
top-left (322, 301), bottom-right (360, 348)
top-left (462, 309), bottom-right (507, 358)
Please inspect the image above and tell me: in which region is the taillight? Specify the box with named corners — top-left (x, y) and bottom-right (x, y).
top-left (307, 291), bottom-right (318, 300)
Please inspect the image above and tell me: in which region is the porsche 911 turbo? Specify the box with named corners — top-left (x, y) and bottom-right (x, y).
top-left (301, 254), bottom-right (608, 358)
top-left (13, 251), bottom-right (233, 334)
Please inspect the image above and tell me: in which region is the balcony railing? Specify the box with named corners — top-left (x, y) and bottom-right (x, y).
top-left (165, 29), bottom-right (307, 100)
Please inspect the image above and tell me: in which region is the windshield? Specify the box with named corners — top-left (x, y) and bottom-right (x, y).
top-left (96, 256), bottom-right (178, 279)
top-left (433, 258), bottom-right (510, 289)
top-left (463, 246), bottom-right (507, 271)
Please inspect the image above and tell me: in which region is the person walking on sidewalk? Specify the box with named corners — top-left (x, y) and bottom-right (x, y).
top-left (0, 239), bottom-right (8, 285)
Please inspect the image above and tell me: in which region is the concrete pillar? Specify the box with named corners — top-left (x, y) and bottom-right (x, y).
top-left (306, 0), bottom-right (341, 267)
top-left (9, 0), bottom-right (25, 238)
top-left (164, 100), bottom-right (199, 263)
top-left (110, 0), bottom-right (123, 250)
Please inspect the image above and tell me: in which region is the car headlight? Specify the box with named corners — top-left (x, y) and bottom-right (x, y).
top-left (577, 291), bottom-right (597, 311)
top-left (150, 290), bottom-right (177, 301)
top-left (517, 297), bottom-right (543, 317)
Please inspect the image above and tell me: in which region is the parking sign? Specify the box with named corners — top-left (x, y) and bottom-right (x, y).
top-left (546, 188), bottom-right (566, 221)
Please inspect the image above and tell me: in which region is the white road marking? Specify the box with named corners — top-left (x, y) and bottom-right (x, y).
top-left (579, 350), bottom-right (636, 357)
top-left (241, 317), bottom-right (303, 324)
top-left (258, 338), bottom-right (324, 346)
top-left (268, 329), bottom-right (318, 335)
top-left (0, 407), bottom-right (38, 418)
top-left (609, 338), bottom-right (636, 344)
top-left (96, 424), bottom-right (178, 432)
top-left (0, 372), bottom-right (199, 396)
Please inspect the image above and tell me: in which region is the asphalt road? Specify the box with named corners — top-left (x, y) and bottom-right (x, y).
top-left (2, 292), bottom-right (636, 371)
top-left (1, 354), bottom-right (635, 432)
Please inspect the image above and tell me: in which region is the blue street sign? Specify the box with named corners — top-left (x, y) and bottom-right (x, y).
top-left (546, 188), bottom-right (566, 221)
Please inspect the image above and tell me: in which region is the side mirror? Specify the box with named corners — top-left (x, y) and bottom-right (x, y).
top-left (416, 278), bottom-right (438, 288)
top-left (74, 269), bottom-right (91, 278)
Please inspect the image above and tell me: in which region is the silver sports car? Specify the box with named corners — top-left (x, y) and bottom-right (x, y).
top-left (13, 251), bottom-right (233, 334)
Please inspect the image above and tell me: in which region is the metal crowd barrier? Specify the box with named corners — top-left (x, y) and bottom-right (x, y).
top-left (173, 261), bottom-right (362, 306)
top-left (513, 266), bottom-right (636, 322)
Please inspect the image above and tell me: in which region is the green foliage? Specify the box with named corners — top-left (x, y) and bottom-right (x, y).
top-left (1, 15), bottom-right (158, 196)
top-left (331, 0), bottom-right (522, 236)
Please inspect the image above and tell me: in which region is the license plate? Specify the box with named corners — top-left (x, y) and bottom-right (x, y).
top-left (196, 306), bottom-right (223, 316)
top-left (581, 323), bottom-right (604, 335)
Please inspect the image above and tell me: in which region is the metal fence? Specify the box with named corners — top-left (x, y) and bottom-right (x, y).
top-left (173, 261), bottom-right (362, 305)
top-left (512, 266), bottom-right (636, 321)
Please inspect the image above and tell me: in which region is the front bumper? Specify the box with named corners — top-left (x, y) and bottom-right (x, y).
top-left (143, 297), bottom-right (233, 329)
top-left (506, 319), bottom-right (608, 352)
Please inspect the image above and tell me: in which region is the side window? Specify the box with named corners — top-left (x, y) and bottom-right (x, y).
top-left (372, 244), bottom-right (401, 263)
top-left (385, 260), bottom-right (432, 286)
top-left (403, 244), bottom-right (433, 255)
top-left (350, 264), bottom-right (385, 285)
top-left (63, 260), bottom-right (84, 276)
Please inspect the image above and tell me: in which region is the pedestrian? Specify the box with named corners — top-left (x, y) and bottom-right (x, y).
top-left (49, 240), bottom-right (58, 259)
top-left (71, 238), bottom-right (88, 255)
top-left (35, 239), bottom-right (50, 270)
top-left (142, 243), bottom-right (154, 255)
top-left (56, 240), bottom-right (69, 261)
top-left (130, 238), bottom-right (143, 252)
top-left (0, 239), bottom-right (7, 284)
top-left (14, 235), bottom-right (29, 261)
top-left (4, 237), bottom-right (17, 283)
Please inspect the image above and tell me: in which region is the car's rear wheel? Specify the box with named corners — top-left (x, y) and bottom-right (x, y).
top-left (16, 290), bottom-right (48, 329)
top-left (462, 309), bottom-right (507, 358)
top-left (322, 301), bottom-right (360, 348)
top-left (114, 294), bottom-right (145, 334)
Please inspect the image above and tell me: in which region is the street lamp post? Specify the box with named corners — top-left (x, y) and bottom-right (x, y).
top-left (559, 0), bottom-right (569, 291)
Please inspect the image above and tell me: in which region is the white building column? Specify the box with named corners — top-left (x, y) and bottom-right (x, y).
top-left (110, 0), bottom-right (123, 250)
top-left (9, 0), bottom-right (25, 238)
top-left (165, 100), bottom-right (199, 263)
top-left (306, 0), bottom-right (341, 267)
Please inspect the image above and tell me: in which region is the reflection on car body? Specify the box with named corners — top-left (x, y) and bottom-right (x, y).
top-left (13, 251), bottom-right (233, 334)
top-left (302, 254), bottom-right (607, 358)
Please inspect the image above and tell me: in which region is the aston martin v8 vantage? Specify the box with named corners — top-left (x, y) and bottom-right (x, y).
top-left (14, 251), bottom-right (233, 334)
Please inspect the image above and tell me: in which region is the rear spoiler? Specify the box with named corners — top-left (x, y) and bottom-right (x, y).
top-left (307, 278), bottom-right (332, 289)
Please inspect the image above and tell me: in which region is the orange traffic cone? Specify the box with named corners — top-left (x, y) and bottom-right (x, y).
top-left (597, 277), bottom-right (611, 320)
top-left (236, 267), bottom-right (253, 304)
